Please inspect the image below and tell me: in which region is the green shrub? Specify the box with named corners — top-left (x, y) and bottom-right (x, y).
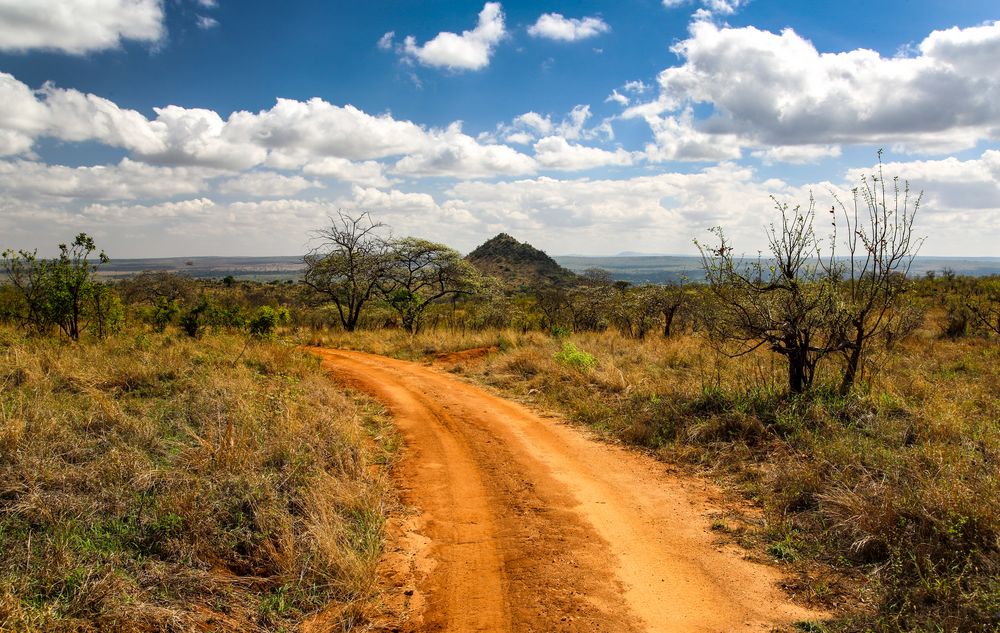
top-left (247, 306), bottom-right (291, 339)
top-left (554, 342), bottom-right (596, 370)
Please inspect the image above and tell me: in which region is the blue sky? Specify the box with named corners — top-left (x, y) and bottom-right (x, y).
top-left (1, 0), bottom-right (999, 257)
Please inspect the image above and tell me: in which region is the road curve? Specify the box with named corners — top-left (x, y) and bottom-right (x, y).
top-left (309, 347), bottom-right (821, 632)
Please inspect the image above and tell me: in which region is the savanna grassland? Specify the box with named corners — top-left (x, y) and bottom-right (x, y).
top-left (311, 310), bottom-right (1000, 632)
top-left (4, 195), bottom-right (1000, 632)
top-left (0, 329), bottom-right (396, 632)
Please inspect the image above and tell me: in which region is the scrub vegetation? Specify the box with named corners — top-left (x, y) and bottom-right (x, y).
top-left (0, 237), bottom-right (396, 631)
top-left (3, 158), bottom-right (998, 630)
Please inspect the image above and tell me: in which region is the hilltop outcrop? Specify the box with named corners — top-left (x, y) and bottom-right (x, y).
top-left (466, 233), bottom-right (576, 288)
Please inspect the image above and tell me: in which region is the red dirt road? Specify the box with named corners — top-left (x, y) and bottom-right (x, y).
top-left (310, 347), bottom-right (821, 632)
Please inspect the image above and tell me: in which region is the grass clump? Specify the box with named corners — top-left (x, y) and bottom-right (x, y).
top-left (0, 328), bottom-right (394, 632)
top-left (553, 341), bottom-right (596, 370)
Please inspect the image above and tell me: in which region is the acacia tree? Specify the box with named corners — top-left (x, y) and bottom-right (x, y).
top-left (381, 237), bottom-right (479, 333)
top-left (648, 280), bottom-right (688, 337)
top-left (698, 198), bottom-right (839, 394)
top-left (1, 233), bottom-right (109, 340)
top-left (829, 151), bottom-right (924, 394)
top-left (302, 211), bottom-right (389, 332)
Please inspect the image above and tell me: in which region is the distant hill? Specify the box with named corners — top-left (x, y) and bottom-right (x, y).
top-left (466, 233), bottom-right (576, 288)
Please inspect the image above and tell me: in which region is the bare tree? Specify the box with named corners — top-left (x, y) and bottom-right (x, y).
top-left (830, 150), bottom-right (923, 394)
top-left (381, 237), bottom-right (480, 333)
top-left (302, 211), bottom-right (389, 332)
top-left (698, 198), bottom-right (839, 394)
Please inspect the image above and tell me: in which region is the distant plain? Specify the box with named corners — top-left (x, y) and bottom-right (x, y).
top-left (98, 254), bottom-right (1000, 283)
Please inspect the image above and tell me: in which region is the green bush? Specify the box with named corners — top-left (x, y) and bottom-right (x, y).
top-left (247, 306), bottom-right (291, 339)
top-left (554, 341), bottom-right (596, 370)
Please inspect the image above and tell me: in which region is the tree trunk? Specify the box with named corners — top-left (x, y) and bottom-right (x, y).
top-left (663, 307), bottom-right (677, 338)
top-left (839, 332), bottom-right (864, 395)
top-left (787, 348), bottom-right (806, 394)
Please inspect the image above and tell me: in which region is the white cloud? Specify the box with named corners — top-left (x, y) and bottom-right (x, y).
top-left (0, 0), bottom-right (164, 54)
top-left (623, 80), bottom-right (648, 94)
top-left (83, 198), bottom-right (217, 223)
top-left (217, 171), bottom-right (322, 197)
top-left (662, 0), bottom-right (749, 15)
top-left (0, 158), bottom-right (214, 200)
top-left (196, 0), bottom-right (217, 7)
top-left (606, 89), bottom-right (629, 107)
top-left (638, 108), bottom-right (742, 162)
top-left (0, 73), bottom-right (166, 156)
top-left (629, 20), bottom-right (1000, 158)
top-left (377, 31), bottom-right (395, 50)
top-left (8, 150), bottom-right (1000, 257)
top-left (196, 15), bottom-right (219, 30)
top-left (481, 105), bottom-right (615, 154)
top-left (0, 72), bottom-right (536, 179)
top-left (533, 136), bottom-right (634, 170)
top-left (233, 98), bottom-right (430, 162)
top-left (527, 13), bottom-right (610, 42)
top-left (442, 162), bottom-right (789, 247)
top-left (846, 150), bottom-right (1000, 215)
top-left (502, 131), bottom-right (535, 145)
top-left (514, 111), bottom-right (553, 135)
top-left (392, 123), bottom-right (536, 179)
top-left (301, 157), bottom-right (391, 187)
top-left (402, 2), bottom-right (505, 71)
top-left (702, 0), bottom-right (749, 15)
top-left (751, 144), bottom-right (842, 165)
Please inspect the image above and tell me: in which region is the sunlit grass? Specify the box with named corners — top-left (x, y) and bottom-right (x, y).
top-left (0, 328), bottom-right (395, 631)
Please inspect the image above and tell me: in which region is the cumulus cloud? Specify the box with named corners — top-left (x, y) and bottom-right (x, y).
top-left (628, 20), bottom-right (1000, 159)
top-left (527, 13), bottom-right (610, 42)
top-left (0, 158), bottom-right (215, 200)
top-left (662, 0), bottom-right (749, 16)
top-left (392, 123), bottom-right (536, 179)
top-left (9, 150), bottom-right (1000, 257)
top-left (751, 145), bottom-right (842, 165)
top-left (442, 162), bottom-right (791, 248)
top-left (480, 105), bottom-right (616, 157)
top-left (402, 2), bottom-right (505, 71)
top-left (0, 72), bottom-right (537, 180)
top-left (533, 136), bottom-right (634, 171)
top-left (0, 0), bottom-right (164, 54)
top-left (623, 80), bottom-right (648, 94)
top-left (217, 171), bottom-right (322, 197)
top-left (639, 108), bottom-right (743, 162)
top-left (82, 198), bottom-right (217, 223)
top-left (301, 157), bottom-right (391, 187)
top-left (196, 15), bottom-right (219, 30)
top-left (847, 150), bottom-right (1000, 216)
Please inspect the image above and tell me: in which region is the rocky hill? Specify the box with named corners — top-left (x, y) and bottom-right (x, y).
top-left (466, 233), bottom-right (576, 288)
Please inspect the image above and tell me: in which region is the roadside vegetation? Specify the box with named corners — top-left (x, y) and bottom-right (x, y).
top-left (0, 238), bottom-right (396, 631)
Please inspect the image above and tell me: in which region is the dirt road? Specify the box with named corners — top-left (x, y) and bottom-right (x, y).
top-left (310, 348), bottom-right (821, 632)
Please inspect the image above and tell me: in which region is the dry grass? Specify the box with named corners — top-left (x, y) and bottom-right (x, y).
top-left (313, 325), bottom-right (1000, 632)
top-left (0, 328), bottom-right (396, 632)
